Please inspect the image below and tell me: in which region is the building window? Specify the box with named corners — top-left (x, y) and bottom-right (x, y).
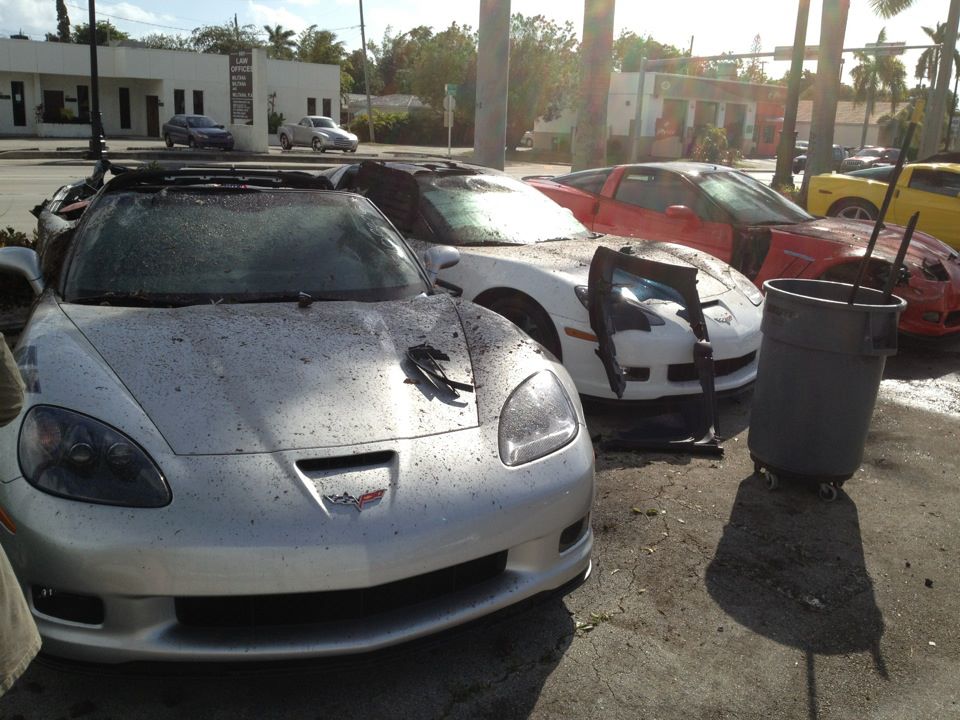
top-left (322, 98), bottom-right (332, 117)
top-left (174, 89), bottom-right (185, 115)
top-left (43, 90), bottom-right (65, 123)
top-left (307, 98), bottom-right (316, 116)
top-left (193, 90), bottom-right (204, 115)
top-left (76, 85), bottom-right (90, 122)
top-left (119, 87), bottom-right (131, 129)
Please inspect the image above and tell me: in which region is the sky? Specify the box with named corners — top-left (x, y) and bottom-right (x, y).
top-left (0, 0), bottom-right (952, 86)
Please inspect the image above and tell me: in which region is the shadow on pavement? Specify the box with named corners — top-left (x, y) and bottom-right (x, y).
top-left (5, 593), bottom-right (575, 720)
top-left (705, 475), bottom-right (887, 720)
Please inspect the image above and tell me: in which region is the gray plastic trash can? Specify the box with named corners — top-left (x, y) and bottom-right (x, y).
top-left (748, 279), bottom-right (907, 500)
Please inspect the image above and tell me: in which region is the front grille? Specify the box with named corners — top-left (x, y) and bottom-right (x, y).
top-left (32, 586), bottom-right (104, 624)
top-left (668, 351), bottom-right (757, 383)
top-left (175, 551), bottom-right (508, 628)
top-left (331, 137), bottom-right (353, 148)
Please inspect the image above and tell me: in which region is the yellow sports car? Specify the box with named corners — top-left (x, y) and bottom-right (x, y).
top-left (807, 162), bottom-right (960, 249)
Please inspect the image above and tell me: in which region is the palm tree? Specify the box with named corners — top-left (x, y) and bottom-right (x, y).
top-left (851, 28), bottom-right (908, 147)
top-left (263, 24), bottom-right (297, 60)
top-left (915, 22), bottom-right (960, 86)
top-left (869, 0), bottom-right (915, 16)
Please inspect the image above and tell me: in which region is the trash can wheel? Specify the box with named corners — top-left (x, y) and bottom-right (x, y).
top-left (753, 462), bottom-right (779, 491)
top-left (818, 483), bottom-right (838, 502)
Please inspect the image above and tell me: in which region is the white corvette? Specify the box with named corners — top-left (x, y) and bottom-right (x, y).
top-left (325, 162), bottom-right (764, 402)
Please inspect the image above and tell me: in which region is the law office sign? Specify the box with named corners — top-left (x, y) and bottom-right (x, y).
top-left (230, 51), bottom-right (254, 124)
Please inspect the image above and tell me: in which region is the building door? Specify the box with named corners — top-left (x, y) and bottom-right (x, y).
top-left (43, 90), bottom-right (64, 122)
top-left (192, 90), bottom-right (204, 115)
top-left (174, 89), bottom-right (185, 115)
top-left (77, 85), bottom-right (90, 122)
top-left (146, 96), bottom-right (160, 137)
top-left (119, 87), bottom-right (131, 129)
top-left (11, 81), bottom-right (26, 126)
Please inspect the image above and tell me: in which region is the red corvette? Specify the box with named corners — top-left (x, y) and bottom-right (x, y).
top-left (527, 162), bottom-right (960, 338)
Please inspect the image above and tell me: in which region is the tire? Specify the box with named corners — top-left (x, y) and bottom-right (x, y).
top-left (187, 136), bottom-right (196, 149)
top-left (163, 134), bottom-right (174, 148)
top-left (312, 137), bottom-right (323, 152)
top-left (279, 134), bottom-right (291, 151)
top-left (828, 198), bottom-right (879, 221)
top-left (485, 296), bottom-right (562, 360)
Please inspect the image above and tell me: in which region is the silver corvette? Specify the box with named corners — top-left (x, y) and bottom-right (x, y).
top-left (0, 168), bottom-right (593, 663)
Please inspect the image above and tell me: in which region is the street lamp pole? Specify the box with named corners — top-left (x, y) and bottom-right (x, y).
top-left (87, 0), bottom-right (106, 159)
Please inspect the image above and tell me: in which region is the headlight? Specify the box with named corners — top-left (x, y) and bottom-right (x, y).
top-left (18, 406), bottom-right (170, 507)
top-left (499, 371), bottom-right (578, 466)
top-left (731, 271), bottom-right (764, 306)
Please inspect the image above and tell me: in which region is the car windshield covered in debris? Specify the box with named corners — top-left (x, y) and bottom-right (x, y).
top-left (418, 174), bottom-right (592, 245)
top-left (64, 190), bottom-right (427, 305)
top-left (0, 167), bottom-right (594, 663)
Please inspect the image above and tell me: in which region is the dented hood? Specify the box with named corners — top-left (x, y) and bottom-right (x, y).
top-left (463, 236), bottom-right (741, 301)
top-left (62, 294), bottom-right (477, 455)
top-left (772, 218), bottom-right (958, 265)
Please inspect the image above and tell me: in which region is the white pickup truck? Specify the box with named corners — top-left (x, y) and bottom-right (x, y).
top-left (277, 116), bottom-right (360, 153)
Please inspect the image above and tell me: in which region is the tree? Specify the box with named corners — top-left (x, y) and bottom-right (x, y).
top-left (367, 26), bottom-right (434, 95)
top-left (869, 0), bottom-right (914, 16)
top-left (851, 28), bottom-right (907, 147)
top-left (742, 34), bottom-right (767, 84)
top-left (191, 20), bottom-right (262, 55)
top-left (612, 31), bottom-right (685, 72)
top-left (506, 14), bottom-right (579, 150)
top-left (296, 26), bottom-right (352, 103)
top-left (55, 0), bottom-right (70, 42)
top-left (263, 24), bottom-right (296, 60)
top-left (344, 48), bottom-right (382, 95)
top-left (410, 22), bottom-right (477, 118)
top-left (71, 21), bottom-right (129, 46)
top-left (915, 22), bottom-right (960, 85)
top-left (139, 33), bottom-right (192, 50)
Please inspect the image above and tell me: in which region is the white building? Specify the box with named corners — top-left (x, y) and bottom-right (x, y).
top-left (535, 71), bottom-right (787, 160)
top-left (0, 37), bottom-right (340, 151)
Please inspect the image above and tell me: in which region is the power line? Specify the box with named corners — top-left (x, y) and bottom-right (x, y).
top-left (64, 3), bottom-right (194, 32)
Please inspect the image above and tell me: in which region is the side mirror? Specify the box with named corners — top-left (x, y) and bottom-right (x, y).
top-left (423, 245), bottom-right (460, 284)
top-left (0, 247), bottom-right (44, 295)
top-left (665, 205), bottom-right (699, 224)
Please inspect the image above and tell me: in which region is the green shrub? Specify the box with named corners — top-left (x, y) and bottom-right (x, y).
top-left (0, 227), bottom-right (33, 248)
top-left (268, 111), bottom-right (285, 135)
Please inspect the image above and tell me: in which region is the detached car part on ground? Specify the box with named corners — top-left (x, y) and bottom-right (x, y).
top-left (278, 116), bottom-right (359, 153)
top-left (0, 167), bottom-right (593, 663)
top-left (324, 161), bottom-right (763, 404)
top-left (807, 162), bottom-right (960, 250)
top-left (528, 162), bottom-right (960, 339)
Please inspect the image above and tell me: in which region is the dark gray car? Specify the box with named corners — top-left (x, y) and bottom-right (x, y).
top-left (162, 114), bottom-right (234, 150)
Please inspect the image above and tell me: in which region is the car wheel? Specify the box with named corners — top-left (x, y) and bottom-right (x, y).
top-left (163, 134), bottom-right (174, 148)
top-left (279, 134), bottom-right (291, 151)
top-left (187, 136), bottom-right (196, 149)
top-left (485, 295), bottom-right (562, 361)
top-left (312, 137), bottom-right (323, 152)
top-left (829, 198), bottom-right (878, 221)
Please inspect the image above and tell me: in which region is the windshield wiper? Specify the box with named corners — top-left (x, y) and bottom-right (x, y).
top-left (69, 293), bottom-right (194, 308)
top-left (228, 292), bottom-right (350, 304)
top-left (407, 343), bottom-right (474, 398)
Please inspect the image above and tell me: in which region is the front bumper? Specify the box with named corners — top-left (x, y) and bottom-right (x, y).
top-left (1, 428), bottom-right (593, 663)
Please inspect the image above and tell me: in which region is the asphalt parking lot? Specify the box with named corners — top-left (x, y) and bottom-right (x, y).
top-left (0, 148), bottom-right (958, 719)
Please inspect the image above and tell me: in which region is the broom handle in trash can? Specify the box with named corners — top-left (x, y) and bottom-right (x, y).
top-left (881, 211), bottom-right (919, 304)
top-left (848, 101), bottom-right (924, 305)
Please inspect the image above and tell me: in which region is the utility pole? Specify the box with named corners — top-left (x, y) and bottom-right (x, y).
top-left (474, 0), bottom-right (510, 170)
top-left (358, 0), bottom-right (376, 143)
top-left (772, 0), bottom-right (810, 189)
top-left (799, 0), bottom-right (849, 206)
top-left (86, 0), bottom-right (105, 159)
top-left (572, 0), bottom-right (615, 171)
top-left (918, 0), bottom-right (959, 157)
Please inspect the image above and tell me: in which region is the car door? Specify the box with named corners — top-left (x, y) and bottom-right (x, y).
top-left (292, 118), bottom-right (308, 145)
top-left (891, 167), bottom-right (960, 248)
top-left (169, 116), bottom-right (184, 143)
top-left (594, 167), bottom-right (735, 263)
top-left (550, 169), bottom-right (614, 229)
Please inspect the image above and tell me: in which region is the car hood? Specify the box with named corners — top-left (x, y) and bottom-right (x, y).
top-left (61, 294), bottom-right (477, 455)
top-left (462, 236), bottom-right (741, 301)
top-left (317, 127), bottom-right (356, 140)
top-left (193, 127), bottom-right (230, 136)
top-left (772, 217), bottom-right (958, 265)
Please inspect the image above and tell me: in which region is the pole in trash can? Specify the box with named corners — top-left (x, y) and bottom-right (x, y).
top-left (847, 101), bottom-right (924, 305)
top-left (881, 211), bottom-right (920, 303)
